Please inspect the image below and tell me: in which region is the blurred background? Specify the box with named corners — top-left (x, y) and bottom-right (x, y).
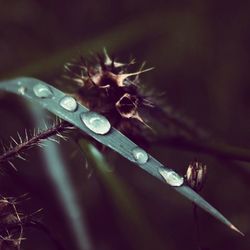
top-left (0, 0), bottom-right (250, 249)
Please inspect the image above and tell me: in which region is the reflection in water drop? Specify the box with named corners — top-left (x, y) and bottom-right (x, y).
top-left (132, 147), bottom-right (148, 164)
top-left (159, 168), bottom-right (184, 187)
top-left (33, 84), bottom-right (53, 98)
top-left (18, 86), bottom-right (26, 95)
top-left (80, 111), bottom-right (111, 135)
top-left (60, 96), bottom-right (78, 112)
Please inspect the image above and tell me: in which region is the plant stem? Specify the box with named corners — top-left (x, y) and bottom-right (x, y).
top-left (0, 121), bottom-right (72, 167)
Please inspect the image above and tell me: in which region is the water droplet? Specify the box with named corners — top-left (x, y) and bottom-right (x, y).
top-left (18, 86), bottom-right (26, 95)
top-left (33, 84), bottom-right (53, 98)
top-left (159, 168), bottom-right (184, 187)
top-left (132, 147), bottom-right (148, 164)
top-left (59, 96), bottom-right (78, 112)
top-left (80, 111), bottom-right (111, 135)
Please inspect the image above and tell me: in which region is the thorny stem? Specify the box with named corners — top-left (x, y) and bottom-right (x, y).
top-left (0, 120), bottom-right (74, 168)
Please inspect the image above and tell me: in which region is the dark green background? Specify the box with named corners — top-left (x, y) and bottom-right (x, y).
top-left (0, 1), bottom-right (249, 250)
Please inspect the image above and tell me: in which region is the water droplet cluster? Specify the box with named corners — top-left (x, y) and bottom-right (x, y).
top-left (33, 83), bottom-right (111, 135)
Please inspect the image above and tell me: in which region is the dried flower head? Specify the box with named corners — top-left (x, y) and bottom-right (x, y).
top-left (185, 160), bottom-right (207, 192)
top-left (64, 49), bottom-right (154, 139)
top-left (0, 195), bottom-right (26, 250)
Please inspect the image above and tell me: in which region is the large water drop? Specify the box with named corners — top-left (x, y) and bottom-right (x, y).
top-left (33, 84), bottom-right (53, 98)
top-left (159, 168), bottom-right (184, 187)
top-left (132, 147), bottom-right (148, 164)
top-left (80, 111), bottom-right (111, 135)
top-left (60, 96), bottom-right (78, 112)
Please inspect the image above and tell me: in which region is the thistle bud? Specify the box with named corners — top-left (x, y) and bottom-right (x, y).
top-left (185, 161), bottom-right (207, 192)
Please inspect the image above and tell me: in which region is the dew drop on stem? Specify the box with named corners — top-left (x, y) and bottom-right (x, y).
top-left (132, 147), bottom-right (148, 164)
top-left (33, 84), bottom-right (53, 98)
top-left (80, 111), bottom-right (111, 135)
top-left (59, 96), bottom-right (78, 112)
top-left (159, 168), bottom-right (184, 187)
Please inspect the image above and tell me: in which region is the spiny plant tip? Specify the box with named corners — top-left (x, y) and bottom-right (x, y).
top-left (230, 224), bottom-right (245, 237)
top-left (0, 119), bottom-right (74, 168)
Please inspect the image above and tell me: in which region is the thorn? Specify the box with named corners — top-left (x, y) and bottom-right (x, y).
top-left (48, 138), bottom-right (59, 144)
top-left (68, 77), bottom-right (85, 86)
top-left (55, 116), bottom-right (60, 125)
top-left (143, 98), bottom-right (155, 108)
top-left (43, 120), bottom-right (48, 129)
top-left (116, 67), bottom-right (154, 87)
top-left (24, 129), bottom-right (28, 142)
top-left (103, 47), bottom-right (135, 68)
top-left (65, 62), bottom-right (87, 72)
top-left (17, 154), bottom-right (26, 161)
top-left (65, 124), bottom-right (75, 130)
top-left (133, 113), bottom-right (154, 131)
top-left (64, 63), bottom-right (72, 72)
top-left (8, 161), bottom-right (17, 171)
top-left (37, 142), bottom-right (44, 148)
top-left (17, 132), bottom-right (22, 144)
top-left (230, 224), bottom-right (245, 236)
top-left (56, 133), bottom-right (67, 141)
top-left (1, 141), bottom-right (7, 153)
top-left (10, 136), bottom-right (18, 145)
top-left (113, 57), bottom-right (135, 68)
top-left (29, 208), bottom-right (43, 217)
top-left (16, 193), bottom-right (30, 202)
top-left (134, 61), bottom-right (146, 83)
top-left (103, 47), bottom-right (113, 66)
top-left (29, 142), bottom-right (36, 147)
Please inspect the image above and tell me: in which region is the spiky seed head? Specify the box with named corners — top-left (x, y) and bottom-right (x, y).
top-left (64, 49), bottom-right (154, 138)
